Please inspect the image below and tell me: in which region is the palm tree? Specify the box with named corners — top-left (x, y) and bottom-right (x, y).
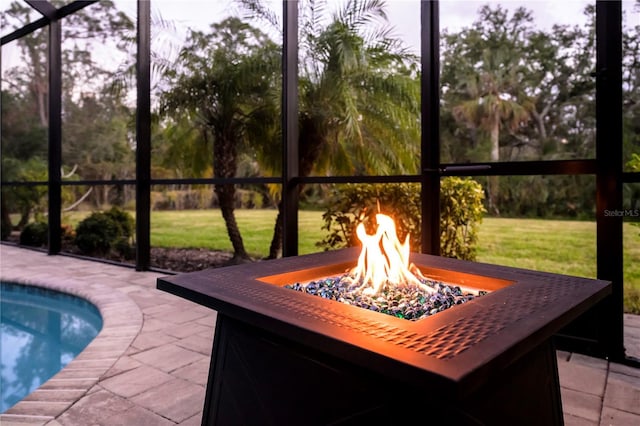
top-left (451, 47), bottom-right (531, 213)
top-left (242, 0), bottom-right (421, 258)
top-left (160, 17), bottom-right (280, 262)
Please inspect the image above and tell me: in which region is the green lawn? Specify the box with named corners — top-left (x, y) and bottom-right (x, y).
top-left (477, 218), bottom-right (598, 278)
top-left (62, 209), bottom-right (640, 310)
top-left (148, 209), bottom-right (325, 256)
top-left (477, 218), bottom-right (640, 293)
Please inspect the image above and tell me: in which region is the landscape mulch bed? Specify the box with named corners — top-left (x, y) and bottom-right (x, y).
top-left (5, 233), bottom-right (238, 273)
top-left (147, 247), bottom-right (236, 272)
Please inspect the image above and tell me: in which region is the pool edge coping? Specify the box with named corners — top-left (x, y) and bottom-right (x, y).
top-left (0, 271), bottom-right (143, 423)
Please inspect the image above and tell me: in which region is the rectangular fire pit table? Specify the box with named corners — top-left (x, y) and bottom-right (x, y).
top-left (157, 248), bottom-right (610, 426)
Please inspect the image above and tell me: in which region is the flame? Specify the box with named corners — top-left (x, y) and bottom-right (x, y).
top-left (348, 213), bottom-right (435, 295)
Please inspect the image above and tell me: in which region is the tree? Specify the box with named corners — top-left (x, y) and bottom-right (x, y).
top-left (450, 46), bottom-right (533, 163)
top-left (623, 4), bottom-right (640, 171)
top-left (160, 17), bottom-right (280, 262)
top-left (152, 113), bottom-right (213, 180)
top-left (440, 4), bottom-right (601, 217)
top-left (2, 1), bottom-right (136, 216)
top-left (444, 6), bottom-right (533, 213)
top-left (2, 1), bottom-right (133, 128)
top-left (242, 0), bottom-right (421, 258)
top-left (62, 90), bottom-right (135, 207)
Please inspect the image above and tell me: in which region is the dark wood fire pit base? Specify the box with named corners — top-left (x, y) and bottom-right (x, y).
top-left (157, 249), bottom-right (610, 426)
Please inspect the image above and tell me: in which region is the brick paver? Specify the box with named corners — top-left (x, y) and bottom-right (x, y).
top-left (1, 244), bottom-right (639, 425)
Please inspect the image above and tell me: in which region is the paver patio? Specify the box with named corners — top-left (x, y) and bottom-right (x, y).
top-left (1, 244), bottom-right (639, 425)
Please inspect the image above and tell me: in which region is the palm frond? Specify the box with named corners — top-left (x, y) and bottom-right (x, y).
top-left (236, 0), bottom-right (282, 34)
top-left (337, 0), bottom-right (387, 32)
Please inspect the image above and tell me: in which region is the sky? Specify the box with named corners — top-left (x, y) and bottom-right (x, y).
top-left (127, 0), bottom-right (605, 54)
top-left (119, 0), bottom-right (599, 56)
top-left (1, 0), bottom-right (638, 78)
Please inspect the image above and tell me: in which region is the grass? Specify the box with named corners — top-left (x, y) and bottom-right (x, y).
top-left (477, 218), bottom-right (640, 313)
top-left (148, 209), bottom-right (326, 256)
top-left (62, 209), bottom-right (640, 311)
top-left (476, 218), bottom-right (599, 278)
top-left (62, 209), bottom-right (328, 256)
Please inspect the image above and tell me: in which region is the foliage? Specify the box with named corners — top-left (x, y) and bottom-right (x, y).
top-left (0, 90), bottom-right (47, 161)
top-left (240, 0), bottom-right (422, 257)
top-left (61, 223), bottom-right (76, 247)
top-left (494, 175), bottom-right (596, 219)
top-left (62, 93), bottom-right (135, 206)
top-left (440, 178), bottom-right (487, 260)
top-left (623, 5), bottom-right (640, 172)
top-left (2, 1), bottom-right (136, 209)
top-left (317, 178), bottom-right (485, 261)
top-left (160, 17), bottom-right (281, 260)
top-left (624, 156), bottom-right (640, 224)
top-left (16, 221), bottom-right (76, 248)
top-left (75, 207), bottom-right (134, 257)
top-left (440, 4), bottom-right (605, 216)
top-left (318, 183), bottom-right (420, 250)
top-left (19, 221), bottom-right (48, 247)
top-left (293, 0), bottom-right (422, 178)
top-left (0, 157), bottom-right (48, 229)
top-left (149, 187), bottom-right (265, 211)
top-left (104, 206), bottom-right (135, 240)
top-left (628, 153), bottom-right (640, 172)
top-left (151, 113), bottom-right (213, 179)
top-left (75, 213), bottom-right (119, 255)
top-left (624, 288), bottom-right (640, 315)
top-left (441, 4), bottom-right (598, 164)
top-left (61, 208), bottom-right (640, 312)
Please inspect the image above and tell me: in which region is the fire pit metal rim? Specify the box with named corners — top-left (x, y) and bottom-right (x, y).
top-left (157, 248), bottom-right (610, 391)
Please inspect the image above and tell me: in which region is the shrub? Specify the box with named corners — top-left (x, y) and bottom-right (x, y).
top-left (19, 221), bottom-right (48, 247)
top-left (624, 287), bottom-right (640, 315)
top-left (440, 177), bottom-right (486, 260)
top-left (317, 178), bottom-right (485, 261)
top-left (61, 223), bottom-right (76, 247)
top-left (75, 213), bottom-right (119, 255)
top-left (113, 236), bottom-right (135, 260)
top-left (105, 206), bottom-right (134, 239)
top-left (75, 207), bottom-right (135, 256)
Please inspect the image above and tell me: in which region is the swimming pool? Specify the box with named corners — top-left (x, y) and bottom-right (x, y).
top-left (0, 281), bottom-right (103, 413)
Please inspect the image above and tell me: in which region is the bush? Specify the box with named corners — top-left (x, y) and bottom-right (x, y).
top-left (75, 207), bottom-right (135, 256)
top-left (624, 287), bottom-right (640, 315)
top-left (317, 178), bottom-right (485, 261)
top-left (75, 213), bottom-right (118, 255)
top-left (19, 221), bottom-right (48, 247)
top-left (440, 177), bottom-right (486, 260)
top-left (61, 223), bottom-right (76, 247)
top-left (105, 206), bottom-right (134, 239)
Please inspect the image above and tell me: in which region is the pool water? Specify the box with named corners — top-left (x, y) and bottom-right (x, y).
top-left (0, 282), bottom-right (103, 413)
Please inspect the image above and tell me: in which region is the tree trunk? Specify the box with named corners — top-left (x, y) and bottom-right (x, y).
top-left (267, 118), bottom-right (325, 258)
top-left (1, 191), bottom-right (13, 239)
top-left (490, 118), bottom-right (500, 163)
top-left (488, 118), bottom-right (500, 215)
top-left (27, 41), bottom-right (48, 127)
top-left (267, 201), bottom-right (283, 259)
top-left (531, 109), bottom-right (548, 157)
top-left (216, 182), bottom-right (250, 261)
top-left (214, 132), bottom-right (250, 262)
top-left (17, 206), bottom-right (31, 229)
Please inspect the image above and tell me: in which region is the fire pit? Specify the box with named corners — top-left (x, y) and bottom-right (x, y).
top-left (157, 248), bottom-right (609, 425)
